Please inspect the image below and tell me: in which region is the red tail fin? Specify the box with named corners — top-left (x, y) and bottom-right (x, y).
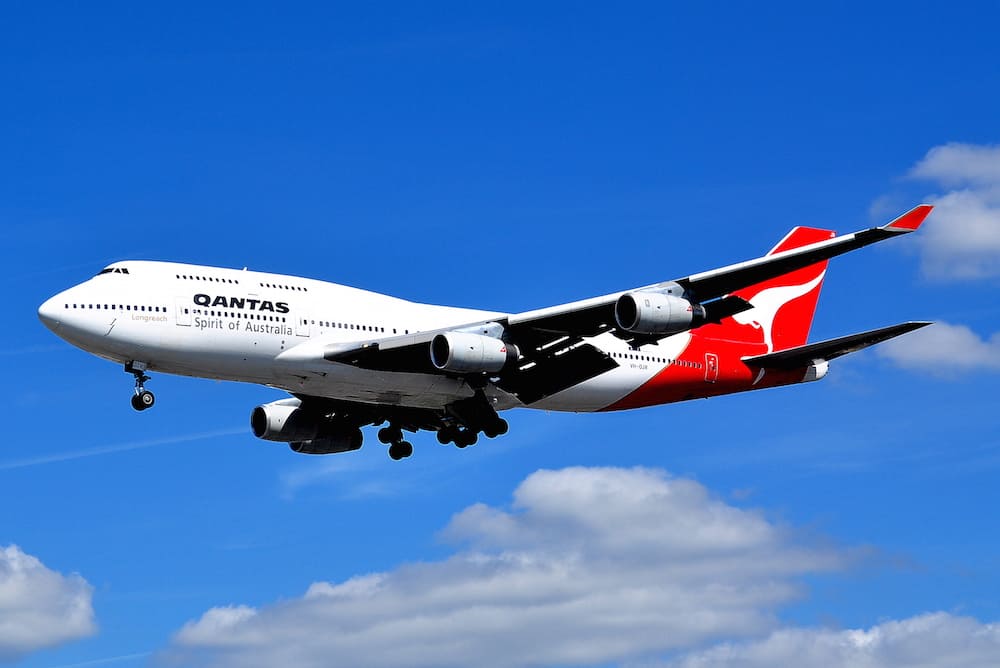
top-left (700, 227), bottom-right (835, 353)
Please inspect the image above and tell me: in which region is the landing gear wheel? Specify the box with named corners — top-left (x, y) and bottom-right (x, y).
top-left (131, 390), bottom-right (155, 411)
top-left (378, 426), bottom-right (402, 444)
top-left (388, 441), bottom-right (413, 460)
top-left (482, 418), bottom-right (509, 439)
top-left (437, 426), bottom-right (458, 445)
top-left (455, 429), bottom-right (478, 448)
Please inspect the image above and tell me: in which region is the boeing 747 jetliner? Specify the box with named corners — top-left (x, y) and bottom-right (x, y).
top-left (39, 206), bottom-right (932, 460)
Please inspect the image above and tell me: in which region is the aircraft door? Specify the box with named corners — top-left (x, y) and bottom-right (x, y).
top-left (175, 297), bottom-right (191, 326)
top-left (704, 353), bottom-right (719, 382)
top-left (296, 312), bottom-right (310, 337)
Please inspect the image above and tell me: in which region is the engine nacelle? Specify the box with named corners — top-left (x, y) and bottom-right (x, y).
top-left (614, 291), bottom-right (707, 335)
top-left (251, 399), bottom-right (363, 455)
top-left (251, 400), bottom-right (320, 442)
top-left (430, 331), bottom-right (519, 373)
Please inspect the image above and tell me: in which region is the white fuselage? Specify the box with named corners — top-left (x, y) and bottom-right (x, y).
top-left (38, 261), bottom-right (682, 413)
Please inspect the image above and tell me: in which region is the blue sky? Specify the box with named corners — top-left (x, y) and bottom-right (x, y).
top-left (2, 3), bottom-right (999, 666)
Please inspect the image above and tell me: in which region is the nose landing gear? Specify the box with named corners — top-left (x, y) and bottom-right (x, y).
top-left (125, 361), bottom-right (155, 411)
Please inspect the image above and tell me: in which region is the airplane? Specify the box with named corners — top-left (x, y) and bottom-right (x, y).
top-left (38, 205), bottom-right (933, 461)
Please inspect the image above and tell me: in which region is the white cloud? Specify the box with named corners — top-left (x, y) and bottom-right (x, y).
top-left (878, 321), bottom-right (1000, 375)
top-left (168, 466), bottom-right (844, 668)
top-left (905, 142), bottom-right (1000, 279)
top-left (0, 545), bottom-right (97, 661)
top-left (909, 143), bottom-right (1000, 187)
top-left (667, 612), bottom-right (1000, 668)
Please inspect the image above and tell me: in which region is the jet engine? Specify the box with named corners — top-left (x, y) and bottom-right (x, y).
top-left (430, 331), bottom-right (519, 373)
top-left (251, 400), bottom-right (321, 442)
top-left (250, 400), bottom-right (362, 455)
top-left (614, 290), bottom-right (707, 335)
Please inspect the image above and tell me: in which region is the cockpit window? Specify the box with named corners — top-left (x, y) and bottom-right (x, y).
top-left (96, 267), bottom-right (130, 276)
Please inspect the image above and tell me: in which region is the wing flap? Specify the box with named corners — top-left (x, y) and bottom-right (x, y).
top-left (497, 343), bottom-right (618, 404)
top-left (742, 321), bottom-right (932, 370)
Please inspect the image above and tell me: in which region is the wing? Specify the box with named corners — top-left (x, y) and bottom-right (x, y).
top-left (294, 393), bottom-right (449, 432)
top-left (278, 206), bottom-right (931, 404)
top-left (506, 205), bottom-right (932, 336)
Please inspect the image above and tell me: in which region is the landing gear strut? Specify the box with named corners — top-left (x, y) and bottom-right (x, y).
top-left (125, 361), bottom-right (155, 411)
top-left (378, 423), bottom-right (413, 460)
top-left (440, 389), bottom-right (508, 447)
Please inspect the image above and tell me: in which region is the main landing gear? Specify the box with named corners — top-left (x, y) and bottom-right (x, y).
top-left (377, 424), bottom-right (413, 460)
top-left (435, 418), bottom-right (507, 448)
top-left (436, 389), bottom-right (508, 449)
top-left (125, 361), bottom-right (155, 412)
top-left (434, 419), bottom-right (507, 448)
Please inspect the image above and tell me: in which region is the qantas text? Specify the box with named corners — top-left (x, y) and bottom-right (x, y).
top-left (193, 294), bottom-right (290, 313)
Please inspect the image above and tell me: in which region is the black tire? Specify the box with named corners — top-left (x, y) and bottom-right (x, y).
top-left (437, 430), bottom-right (451, 445)
top-left (456, 430), bottom-right (477, 448)
top-left (399, 441), bottom-right (413, 458)
top-left (482, 418), bottom-right (508, 439)
top-left (377, 427), bottom-right (395, 444)
top-left (388, 443), bottom-right (405, 460)
top-left (130, 394), bottom-right (144, 411)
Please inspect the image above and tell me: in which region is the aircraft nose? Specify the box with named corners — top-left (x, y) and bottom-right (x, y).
top-left (38, 294), bottom-right (63, 332)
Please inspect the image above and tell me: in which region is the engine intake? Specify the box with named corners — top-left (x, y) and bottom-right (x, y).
top-left (430, 332), bottom-right (519, 373)
top-left (615, 291), bottom-right (706, 335)
top-left (251, 401), bottom-right (320, 442)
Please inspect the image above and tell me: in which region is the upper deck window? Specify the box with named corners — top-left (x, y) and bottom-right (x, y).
top-left (96, 267), bottom-right (130, 276)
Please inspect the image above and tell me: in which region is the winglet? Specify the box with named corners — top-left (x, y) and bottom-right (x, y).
top-left (882, 204), bottom-right (933, 232)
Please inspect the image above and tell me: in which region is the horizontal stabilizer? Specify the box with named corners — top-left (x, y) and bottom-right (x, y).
top-left (742, 321), bottom-right (932, 370)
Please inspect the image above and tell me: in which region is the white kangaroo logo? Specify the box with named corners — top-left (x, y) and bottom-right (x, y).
top-left (731, 271), bottom-right (826, 353)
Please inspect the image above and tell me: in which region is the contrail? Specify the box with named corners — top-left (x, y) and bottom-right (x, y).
top-left (0, 428), bottom-right (245, 471)
top-left (42, 651), bottom-right (151, 668)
